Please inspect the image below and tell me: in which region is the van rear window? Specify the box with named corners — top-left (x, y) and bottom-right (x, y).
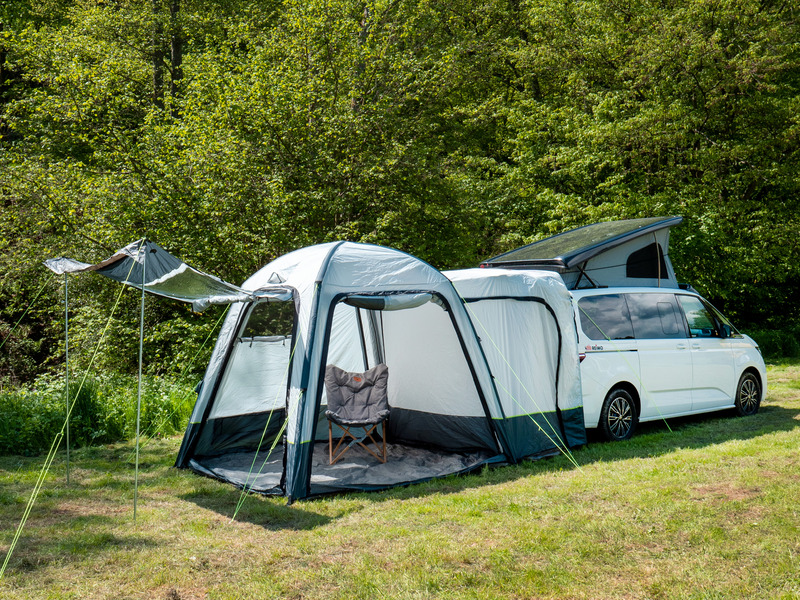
top-left (577, 295), bottom-right (634, 341)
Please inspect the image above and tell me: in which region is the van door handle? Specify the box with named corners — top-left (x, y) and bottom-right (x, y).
top-left (676, 343), bottom-right (687, 350)
top-left (692, 343), bottom-right (701, 349)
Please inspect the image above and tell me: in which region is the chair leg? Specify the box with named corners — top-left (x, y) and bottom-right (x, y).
top-left (382, 419), bottom-right (387, 462)
top-left (329, 420), bottom-right (390, 465)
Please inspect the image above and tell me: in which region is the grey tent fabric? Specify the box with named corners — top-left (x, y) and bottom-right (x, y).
top-left (325, 364), bottom-right (390, 427)
top-left (43, 239), bottom-right (280, 311)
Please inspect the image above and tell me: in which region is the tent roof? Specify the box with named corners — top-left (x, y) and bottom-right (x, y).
top-left (480, 216), bottom-right (683, 270)
top-left (243, 241), bottom-right (447, 294)
top-left (44, 239), bottom-right (284, 311)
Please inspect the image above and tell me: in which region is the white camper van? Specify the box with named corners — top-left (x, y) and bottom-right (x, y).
top-left (572, 287), bottom-right (765, 440)
top-left (480, 216), bottom-right (767, 441)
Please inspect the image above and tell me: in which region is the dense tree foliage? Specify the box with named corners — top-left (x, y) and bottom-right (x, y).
top-left (1, 0), bottom-right (798, 381)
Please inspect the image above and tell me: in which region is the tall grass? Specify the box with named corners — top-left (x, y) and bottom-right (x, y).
top-left (0, 374), bottom-right (196, 456)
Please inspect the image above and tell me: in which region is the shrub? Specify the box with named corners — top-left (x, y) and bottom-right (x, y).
top-left (745, 325), bottom-right (800, 359)
top-left (0, 373), bottom-right (196, 456)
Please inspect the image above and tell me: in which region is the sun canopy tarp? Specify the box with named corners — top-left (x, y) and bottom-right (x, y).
top-left (44, 239), bottom-right (282, 311)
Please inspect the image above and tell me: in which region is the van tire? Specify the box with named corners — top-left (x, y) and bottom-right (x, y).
top-left (734, 372), bottom-right (761, 417)
top-left (600, 388), bottom-right (638, 441)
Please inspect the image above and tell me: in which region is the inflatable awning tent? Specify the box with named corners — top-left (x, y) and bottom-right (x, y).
top-left (175, 242), bottom-right (586, 500)
top-left (480, 216), bottom-right (683, 289)
top-left (46, 239), bottom-right (585, 501)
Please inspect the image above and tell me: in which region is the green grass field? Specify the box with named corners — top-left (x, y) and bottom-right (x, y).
top-left (1, 361), bottom-right (798, 599)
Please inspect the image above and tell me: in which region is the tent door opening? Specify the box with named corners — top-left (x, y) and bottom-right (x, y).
top-left (307, 294), bottom-right (503, 495)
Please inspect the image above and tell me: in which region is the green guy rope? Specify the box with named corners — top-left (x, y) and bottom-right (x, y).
top-left (457, 293), bottom-right (581, 470)
top-left (0, 254), bottom-right (140, 579)
top-left (231, 334), bottom-right (300, 522)
top-left (1, 244), bottom-right (143, 579)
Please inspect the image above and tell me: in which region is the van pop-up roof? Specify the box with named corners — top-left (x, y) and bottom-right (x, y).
top-left (480, 216), bottom-right (683, 290)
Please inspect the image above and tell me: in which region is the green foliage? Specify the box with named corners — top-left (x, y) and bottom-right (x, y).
top-left (746, 325), bottom-right (800, 359)
top-left (0, 0), bottom-right (798, 382)
top-left (0, 373), bottom-right (195, 456)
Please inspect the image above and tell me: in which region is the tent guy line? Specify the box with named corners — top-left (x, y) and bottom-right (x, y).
top-left (1, 247), bottom-right (142, 580)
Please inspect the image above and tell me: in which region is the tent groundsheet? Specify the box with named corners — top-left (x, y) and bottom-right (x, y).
top-left (189, 444), bottom-right (500, 495)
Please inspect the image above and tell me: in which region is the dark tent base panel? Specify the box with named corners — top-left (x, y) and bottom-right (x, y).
top-left (187, 443), bottom-right (505, 497)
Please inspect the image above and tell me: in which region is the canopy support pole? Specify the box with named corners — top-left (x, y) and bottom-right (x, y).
top-left (64, 273), bottom-right (70, 484)
top-left (134, 248), bottom-right (146, 523)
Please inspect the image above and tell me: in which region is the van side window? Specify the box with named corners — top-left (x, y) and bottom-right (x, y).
top-left (577, 295), bottom-right (634, 341)
top-left (677, 295), bottom-right (719, 338)
top-left (626, 293), bottom-right (685, 339)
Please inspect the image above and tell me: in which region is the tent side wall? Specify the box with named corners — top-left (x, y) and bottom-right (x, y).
top-left (447, 269), bottom-right (587, 457)
top-left (175, 303), bottom-right (247, 467)
top-left (380, 300), bottom-right (498, 452)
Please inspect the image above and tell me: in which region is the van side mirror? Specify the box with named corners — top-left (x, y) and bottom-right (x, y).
top-left (721, 324), bottom-right (732, 338)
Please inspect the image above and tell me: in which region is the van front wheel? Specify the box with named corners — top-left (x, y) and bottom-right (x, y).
top-left (735, 372), bottom-right (761, 417)
top-left (600, 388), bottom-right (638, 441)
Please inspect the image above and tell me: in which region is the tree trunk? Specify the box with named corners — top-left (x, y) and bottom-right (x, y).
top-left (152, 1), bottom-right (164, 108)
top-left (169, 0), bottom-right (183, 114)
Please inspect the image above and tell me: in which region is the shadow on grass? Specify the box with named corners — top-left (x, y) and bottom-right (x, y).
top-left (179, 489), bottom-right (334, 530)
top-left (3, 398), bottom-right (799, 526)
top-left (4, 522), bottom-right (159, 574)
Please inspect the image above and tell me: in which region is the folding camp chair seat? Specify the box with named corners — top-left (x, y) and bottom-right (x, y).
top-left (325, 363), bottom-right (390, 465)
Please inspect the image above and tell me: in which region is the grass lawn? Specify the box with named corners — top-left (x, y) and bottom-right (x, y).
top-left (1, 361), bottom-right (799, 599)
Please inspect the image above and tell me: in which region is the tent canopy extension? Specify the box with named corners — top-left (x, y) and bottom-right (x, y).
top-left (480, 216), bottom-right (683, 289)
top-left (176, 242), bottom-right (585, 500)
top-left (44, 238), bottom-right (262, 311)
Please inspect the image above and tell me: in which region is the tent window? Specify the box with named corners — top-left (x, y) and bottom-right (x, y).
top-left (626, 243), bottom-right (668, 279)
top-left (241, 300), bottom-right (294, 338)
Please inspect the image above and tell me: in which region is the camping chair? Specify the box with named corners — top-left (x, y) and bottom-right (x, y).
top-left (325, 363), bottom-right (390, 465)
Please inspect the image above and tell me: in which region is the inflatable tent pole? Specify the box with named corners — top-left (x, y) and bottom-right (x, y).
top-left (134, 248), bottom-right (146, 523)
top-left (64, 273), bottom-right (70, 484)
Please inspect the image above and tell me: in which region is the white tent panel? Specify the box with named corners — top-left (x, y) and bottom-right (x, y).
top-left (210, 336), bottom-right (292, 419)
top-left (382, 301), bottom-right (484, 417)
top-left (448, 268), bottom-right (583, 415)
top-left (465, 299), bottom-right (558, 417)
